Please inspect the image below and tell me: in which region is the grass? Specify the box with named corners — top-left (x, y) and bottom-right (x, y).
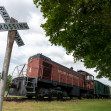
top-left (3, 99), bottom-right (111, 111)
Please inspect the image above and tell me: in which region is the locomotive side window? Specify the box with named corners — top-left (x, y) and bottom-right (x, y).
top-left (42, 61), bottom-right (52, 80)
top-left (86, 75), bottom-right (90, 80)
top-left (90, 76), bottom-right (93, 80)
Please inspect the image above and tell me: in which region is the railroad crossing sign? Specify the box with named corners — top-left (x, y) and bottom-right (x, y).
top-left (0, 22), bottom-right (29, 31)
top-left (0, 6), bottom-right (29, 46)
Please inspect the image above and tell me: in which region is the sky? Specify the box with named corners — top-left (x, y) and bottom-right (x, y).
top-left (0, 0), bottom-right (111, 86)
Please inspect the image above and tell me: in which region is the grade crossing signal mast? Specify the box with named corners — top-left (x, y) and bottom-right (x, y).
top-left (0, 6), bottom-right (29, 111)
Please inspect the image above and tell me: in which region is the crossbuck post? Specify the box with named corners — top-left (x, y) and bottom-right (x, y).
top-left (0, 18), bottom-right (17, 111)
top-left (0, 6), bottom-right (29, 111)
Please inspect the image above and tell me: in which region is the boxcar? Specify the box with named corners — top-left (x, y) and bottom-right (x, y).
top-left (104, 85), bottom-right (110, 98)
top-left (94, 80), bottom-right (104, 98)
top-left (94, 80), bottom-right (110, 98)
top-left (109, 86), bottom-right (111, 98)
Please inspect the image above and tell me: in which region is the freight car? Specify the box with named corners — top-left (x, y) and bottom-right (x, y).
top-left (109, 86), bottom-right (111, 98)
top-left (94, 80), bottom-right (110, 98)
top-left (9, 53), bottom-right (94, 99)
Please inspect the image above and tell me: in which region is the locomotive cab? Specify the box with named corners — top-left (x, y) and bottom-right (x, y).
top-left (78, 70), bottom-right (94, 98)
top-left (78, 70), bottom-right (94, 89)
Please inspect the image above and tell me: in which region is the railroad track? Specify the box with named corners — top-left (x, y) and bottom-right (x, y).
top-left (4, 96), bottom-right (72, 102)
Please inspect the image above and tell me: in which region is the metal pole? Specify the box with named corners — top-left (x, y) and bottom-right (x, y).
top-left (0, 18), bottom-right (17, 111)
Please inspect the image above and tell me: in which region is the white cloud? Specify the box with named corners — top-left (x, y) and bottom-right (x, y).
top-left (28, 12), bottom-right (45, 34)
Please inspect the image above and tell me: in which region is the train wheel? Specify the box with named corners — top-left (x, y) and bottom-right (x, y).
top-left (70, 96), bottom-right (73, 99)
top-left (35, 95), bottom-right (39, 100)
top-left (97, 95), bottom-right (100, 99)
top-left (27, 95), bottom-right (33, 99)
top-left (38, 96), bottom-right (44, 100)
top-left (57, 94), bottom-right (63, 100)
top-left (48, 96), bottom-right (52, 101)
top-left (78, 96), bottom-right (82, 99)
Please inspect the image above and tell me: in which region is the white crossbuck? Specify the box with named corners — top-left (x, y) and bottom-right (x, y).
top-left (0, 6), bottom-right (29, 46)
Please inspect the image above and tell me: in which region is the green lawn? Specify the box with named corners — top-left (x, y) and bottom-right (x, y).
top-left (3, 99), bottom-right (111, 111)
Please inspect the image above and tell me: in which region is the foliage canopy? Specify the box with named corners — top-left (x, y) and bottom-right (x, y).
top-left (6, 75), bottom-right (12, 90)
top-left (34, 0), bottom-right (111, 80)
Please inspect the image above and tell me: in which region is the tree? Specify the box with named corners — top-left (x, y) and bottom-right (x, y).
top-left (34, 0), bottom-right (111, 80)
top-left (6, 75), bottom-right (12, 90)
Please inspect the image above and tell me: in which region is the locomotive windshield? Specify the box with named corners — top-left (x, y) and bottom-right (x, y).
top-left (86, 74), bottom-right (94, 81)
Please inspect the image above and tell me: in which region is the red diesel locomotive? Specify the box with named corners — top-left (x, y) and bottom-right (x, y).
top-left (9, 53), bottom-right (94, 99)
